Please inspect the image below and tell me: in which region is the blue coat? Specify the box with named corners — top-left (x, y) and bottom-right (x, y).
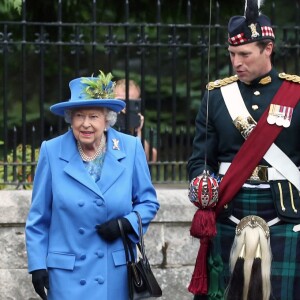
top-left (25, 128), bottom-right (159, 300)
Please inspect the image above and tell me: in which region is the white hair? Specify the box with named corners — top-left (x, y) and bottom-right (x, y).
top-left (64, 109), bottom-right (72, 123)
top-left (64, 108), bottom-right (118, 128)
top-left (106, 110), bottom-right (117, 127)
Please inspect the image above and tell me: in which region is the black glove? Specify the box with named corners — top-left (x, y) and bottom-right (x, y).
top-left (96, 218), bottom-right (133, 242)
top-left (31, 269), bottom-right (49, 300)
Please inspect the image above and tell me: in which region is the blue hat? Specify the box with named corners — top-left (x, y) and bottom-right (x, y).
top-left (50, 75), bottom-right (125, 117)
top-left (228, 0), bottom-right (275, 46)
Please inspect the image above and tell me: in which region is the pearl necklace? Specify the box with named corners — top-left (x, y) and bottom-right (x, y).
top-left (77, 135), bottom-right (106, 162)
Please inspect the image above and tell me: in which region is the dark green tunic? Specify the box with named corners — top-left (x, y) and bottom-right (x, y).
top-left (188, 68), bottom-right (300, 300)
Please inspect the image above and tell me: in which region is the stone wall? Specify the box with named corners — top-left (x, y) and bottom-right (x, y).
top-left (0, 188), bottom-right (198, 300)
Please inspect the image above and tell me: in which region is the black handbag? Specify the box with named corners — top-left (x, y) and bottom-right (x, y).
top-left (118, 212), bottom-right (162, 300)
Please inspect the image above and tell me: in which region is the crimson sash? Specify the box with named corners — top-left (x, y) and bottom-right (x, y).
top-left (216, 81), bottom-right (300, 215)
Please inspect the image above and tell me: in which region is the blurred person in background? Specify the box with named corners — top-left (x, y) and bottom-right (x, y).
top-left (114, 79), bottom-right (157, 162)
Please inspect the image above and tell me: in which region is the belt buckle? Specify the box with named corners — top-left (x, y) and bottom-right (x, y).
top-left (249, 165), bottom-right (268, 182)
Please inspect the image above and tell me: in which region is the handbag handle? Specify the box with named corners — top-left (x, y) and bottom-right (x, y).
top-left (118, 212), bottom-right (149, 263)
top-left (118, 219), bottom-right (135, 263)
top-left (118, 218), bottom-right (142, 287)
top-left (133, 211), bottom-right (147, 261)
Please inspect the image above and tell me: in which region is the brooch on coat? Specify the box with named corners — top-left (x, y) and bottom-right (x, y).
top-left (112, 139), bottom-right (120, 150)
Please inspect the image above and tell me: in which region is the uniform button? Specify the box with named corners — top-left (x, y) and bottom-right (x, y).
top-left (80, 279), bottom-right (86, 285)
top-left (95, 250), bottom-right (104, 258)
top-left (80, 254), bottom-right (86, 260)
top-left (95, 276), bottom-right (105, 284)
top-left (78, 228), bottom-right (85, 234)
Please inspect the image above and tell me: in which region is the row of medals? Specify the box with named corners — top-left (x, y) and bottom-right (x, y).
top-left (267, 104), bottom-right (293, 128)
top-left (254, 76), bottom-right (293, 128)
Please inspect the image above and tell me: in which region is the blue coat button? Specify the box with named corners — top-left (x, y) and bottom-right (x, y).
top-left (80, 279), bottom-right (86, 285)
top-left (95, 250), bottom-right (104, 258)
top-left (78, 228), bottom-right (85, 234)
top-left (95, 276), bottom-right (105, 284)
top-left (80, 254), bottom-right (86, 260)
top-left (78, 200), bottom-right (85, 207)
top-left (95, 199), bottom-right (103, 206)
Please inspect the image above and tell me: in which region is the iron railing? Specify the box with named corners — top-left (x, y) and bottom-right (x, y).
top-left (1, 0), bottom-right (300, 188)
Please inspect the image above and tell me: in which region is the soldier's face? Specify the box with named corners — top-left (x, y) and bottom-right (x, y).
top-left (228, 42), bottom-right (273, 84)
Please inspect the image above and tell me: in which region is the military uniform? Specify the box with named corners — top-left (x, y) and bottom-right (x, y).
top-left (188, 68), bottom-right (300, 179)
top-left (188, 68), bottom-right (300, 299)
top-left (188, 0), bottom-right (300, 298)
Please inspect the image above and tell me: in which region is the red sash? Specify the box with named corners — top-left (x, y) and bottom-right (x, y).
top-left (216, 81), bottom-right (300, 215)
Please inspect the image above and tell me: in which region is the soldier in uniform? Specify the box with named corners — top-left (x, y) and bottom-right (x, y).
top-left (187, 0), bottom-right (300, 299)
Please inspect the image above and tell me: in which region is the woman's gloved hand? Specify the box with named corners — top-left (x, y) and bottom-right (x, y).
top-left (96, 218), bottom-right (133, 242)
top-left (31, 269), bottom-right (49, 300)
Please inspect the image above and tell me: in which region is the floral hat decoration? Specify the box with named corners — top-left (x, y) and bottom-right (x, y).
top-left (50, 70), bottom-right (125, 116)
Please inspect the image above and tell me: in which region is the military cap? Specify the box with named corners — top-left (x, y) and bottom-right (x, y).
top-left (228, 0), bottom-right (275, 46)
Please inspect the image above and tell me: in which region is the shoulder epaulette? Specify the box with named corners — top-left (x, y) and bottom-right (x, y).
top-left (278, 72), bottom-right (300, 84)
top-left (206, 75), bottom-right (239, 90)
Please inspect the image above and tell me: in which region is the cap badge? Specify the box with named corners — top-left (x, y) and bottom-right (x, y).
top-left (248, 23), bottom-right (260, 38)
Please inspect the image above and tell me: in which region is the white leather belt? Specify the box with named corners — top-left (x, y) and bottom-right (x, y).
top-left (219, 162), bottom-right (286, 181)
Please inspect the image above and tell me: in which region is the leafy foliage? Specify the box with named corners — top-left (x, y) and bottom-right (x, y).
top-left (0, 0), bottom-right (22, 14)
top-left (0, 144), bottom-right (39, 190)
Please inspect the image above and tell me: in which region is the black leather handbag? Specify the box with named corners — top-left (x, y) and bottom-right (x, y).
top-left (118, 212), bottom-right (162, 300)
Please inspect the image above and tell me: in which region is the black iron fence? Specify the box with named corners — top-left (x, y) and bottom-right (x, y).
top-left (1, 0), bottom-right (300, 188)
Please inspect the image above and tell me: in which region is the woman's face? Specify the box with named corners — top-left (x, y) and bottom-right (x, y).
top-left (71, 107), bottom-right (107, 148)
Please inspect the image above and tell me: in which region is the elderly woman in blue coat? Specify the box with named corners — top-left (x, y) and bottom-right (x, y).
top-left (25, 71), bottom-right (160, 300)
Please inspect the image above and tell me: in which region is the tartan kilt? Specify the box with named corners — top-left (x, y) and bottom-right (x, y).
top-left (212, 187), bottom-right (300, 300)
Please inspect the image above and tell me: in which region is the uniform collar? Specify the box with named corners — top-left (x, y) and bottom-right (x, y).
top-left (246, 68), bottom-right (278, 87)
